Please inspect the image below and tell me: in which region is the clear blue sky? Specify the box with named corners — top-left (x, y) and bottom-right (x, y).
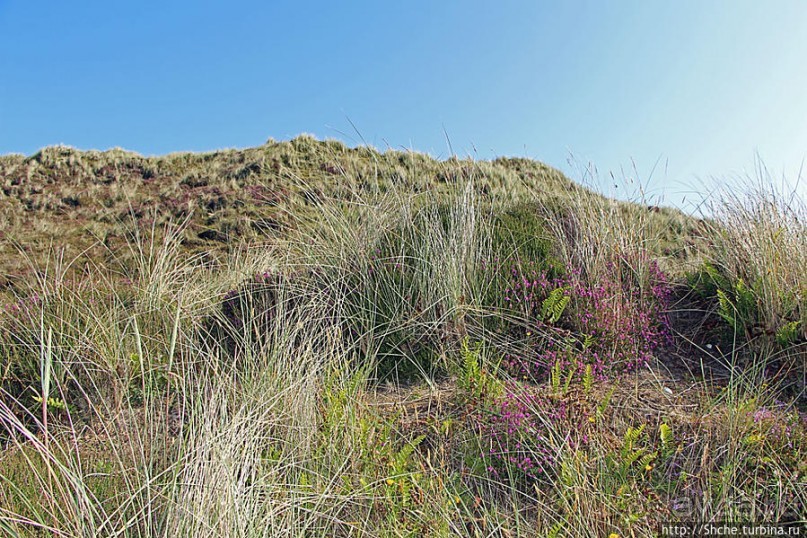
top-left (2, 1), bottom-right (806, 206)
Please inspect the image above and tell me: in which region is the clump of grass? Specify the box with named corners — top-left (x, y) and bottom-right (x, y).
top-left (700, 171), bottom-right (806, 361)
top-left (285, 164), bottom-right (496, 382)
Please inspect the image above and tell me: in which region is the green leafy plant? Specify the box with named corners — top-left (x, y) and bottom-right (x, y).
top-left (541, 287), bottom-right (570, 324)
top-left (546, 521), bottom-right (564, 538)
top-left (385, 434), bottom-right (426, 510)
top-left (717, 278), bottom-right (758, 334)
top-left (32, 395), bottom-right (69, 412)
top-left (605, 424), bottom-right (657, 483)
top-left (692, 260), bottom-right (803, 355)
top-left (458, 337), bottom-right (500, 403)
top-left (658, 423), bottom-right (674, 459)
top-left (775, 320), bottom-right (802, 347)
top-left (689, 261), bottom-right (730, 300)
top-left (582, 363), bottom-right (594, 394)
top-left (595, 386), bottom-right (615, 421)
top-left (549, 352), bottom-right (576, 395)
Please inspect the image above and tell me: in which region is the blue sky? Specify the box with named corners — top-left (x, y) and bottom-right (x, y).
top-left (1, 1), bottom-right (806, 207)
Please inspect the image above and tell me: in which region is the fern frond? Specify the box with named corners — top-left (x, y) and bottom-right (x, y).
top-left (659, 423), bottom-right (672, 449)
top-left (639, 451), bottom-right (657, 469)
top-left (776, 320), bottom-right (801, 347)
top-left (717, 289), bottom-right (737, 330)
top-left (624, 424), bottom-right (645, 451)
top-left (583, 364), bottom-right (593, 393)
top-left (541, 287), bottom-right (570, 323)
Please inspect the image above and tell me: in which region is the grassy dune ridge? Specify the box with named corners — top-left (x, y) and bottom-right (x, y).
top-left (0, 136), bottom-right (562, 282)
top-left (0, 136), bottom-right (804, 537)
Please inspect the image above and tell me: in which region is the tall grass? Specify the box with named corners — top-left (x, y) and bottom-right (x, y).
top-left (286, 167), bottom-right (495, 382)
top-left (704, 172), bottom-right (806, 349)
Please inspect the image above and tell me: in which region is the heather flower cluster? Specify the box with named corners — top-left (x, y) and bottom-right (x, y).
top-left (475, 385), bottom-right (592, 488)
top-left (2, 293), bottom-right (43, 320)
top-left (747, 403), bottom-right (807, 452)
top-left (477, 388), bottom-right (562, 485)
top-left (501, 256), bottom-right (673, 381)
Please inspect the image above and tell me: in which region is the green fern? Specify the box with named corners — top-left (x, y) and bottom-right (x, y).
top-left (775, 320), bottom-right (802, 347)
top-left (563, 362), bottom-right (575, 393)
top-left (392, 434), bottom-right (426, 507)
top-left (659, 423), bottom-right (672, 449)
top-left (32, 395), bottom-right (68, 412)
top-left (546, 521), bottom-right (564, 538)
top-left (459, 337), bottom-right (482, 398)
top-left (582, 364), bottom-right (593, 393)
top-left (618, 424), bottom-right (658, 475)
top-left (717, 288), bottom-right (738, 331)
top-left (596, 386), bottom-right (615, 418)
top-left (550, 359), bottom-right (562, 392)
top-left (717, 278), bottom-right (759, 335)
top-left (703, 262), bottom-right (731, 293)
top-left (460, 338), bottom-right (481, 388)
top-left (622, 445), bottom-right (647, 468)
top-left (541, 287), bottom-right (570, 323)
top-left (624, 424), bottom-right (645, 451)
top-left (638, 451), bottom-right (657, 470)
top-left (459, 337), bottom-right (499, 401)
top-left (734, 278), bottom-right (757, 324)
top-left (393, 435), bottom-right (425, 475)
top-left (559, 458), bottom-right (576, 487)
top-left (659, 422), bottom-right (675, 461)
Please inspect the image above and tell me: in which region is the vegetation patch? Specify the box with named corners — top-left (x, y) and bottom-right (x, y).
top-left (0, 138), bottom-right (804, 536)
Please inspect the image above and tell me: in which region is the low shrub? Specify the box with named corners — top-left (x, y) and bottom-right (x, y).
top-left (500, 254), bottom-right (673, 382)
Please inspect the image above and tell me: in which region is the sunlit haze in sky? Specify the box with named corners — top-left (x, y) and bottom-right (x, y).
top-left (1, 1), bottom-right (806, 209)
